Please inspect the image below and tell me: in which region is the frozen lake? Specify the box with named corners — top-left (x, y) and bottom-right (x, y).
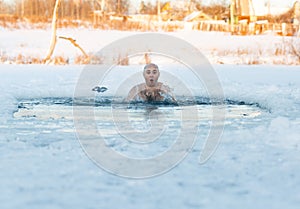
top-left (0, 64), bottom-right (300, 208)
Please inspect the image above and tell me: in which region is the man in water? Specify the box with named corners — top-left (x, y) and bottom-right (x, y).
top-left (126, 63), bottom-right (176, 103)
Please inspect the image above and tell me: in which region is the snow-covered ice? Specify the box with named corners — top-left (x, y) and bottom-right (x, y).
top-left (0, 63), bottom-right (300, 209)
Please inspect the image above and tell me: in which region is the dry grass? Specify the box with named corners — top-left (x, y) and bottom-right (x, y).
top-left (213, 38), bottom-right (300, 65)
top-left (0, 54), bottom-right (105, 65)
top-left (2, 41), bottom-right (300, 65)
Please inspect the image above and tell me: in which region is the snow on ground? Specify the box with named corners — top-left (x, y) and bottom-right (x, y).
top-left (1, 29), bottom-right (300, 209)
top-left (0, 28), bottom-right (300, 65)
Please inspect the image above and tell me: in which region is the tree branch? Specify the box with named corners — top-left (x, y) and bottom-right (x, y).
top-left (58, 36), bottom-right (89, 59)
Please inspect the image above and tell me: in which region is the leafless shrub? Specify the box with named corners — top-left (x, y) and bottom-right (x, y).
top-left (88, 54), bottom-right (103, 65)
top-left (117, 54), bottom-right (129, 66)
top-left (289, 38), bottom-right (300, 63)
top-left (144, 53), bottom-right (151, 64)
top-left (74, 55), bottom-right (91, 65)
top-left (48, 56), bottom-right (69, 65)
top-left (273, 38), bottom-right (300, 65)
top-left (201, 2), bottom-right (228, 20)
top-left (267, 9), bottom-right (294, 24)
top-left (0, 54), bottom-right (9, 63)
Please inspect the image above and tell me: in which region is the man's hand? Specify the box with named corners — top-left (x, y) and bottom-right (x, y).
top-left (141, 89), bottom-right (164, 101)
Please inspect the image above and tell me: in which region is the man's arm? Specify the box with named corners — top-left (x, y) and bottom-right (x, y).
top-left (161, 84), bottom-right (177, 102)
top-left (125, 84), bottom-right (145, 102)
top-left (125, 86), bottom-right (137, 102)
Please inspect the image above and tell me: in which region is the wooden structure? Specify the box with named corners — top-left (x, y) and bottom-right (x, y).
top-left (90, 0), bottom-right (300, 36)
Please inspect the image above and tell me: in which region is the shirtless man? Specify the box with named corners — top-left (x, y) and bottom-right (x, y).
top-left (126, 63), bottom-right (176, 103)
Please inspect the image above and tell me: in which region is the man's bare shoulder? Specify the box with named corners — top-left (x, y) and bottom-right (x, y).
top-left (135, 83), bottom-right (146, 89)
top-left (126, 83), bottom-right (145, 102)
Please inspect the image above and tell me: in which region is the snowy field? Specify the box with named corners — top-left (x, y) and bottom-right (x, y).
top-left (1, 29), bottom-right (300, 209)
top-left (1, 28), bottom-right (300, 65)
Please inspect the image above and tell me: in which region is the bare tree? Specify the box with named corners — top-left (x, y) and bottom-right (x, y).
top-left (43, 0), bottom-right (89, 64)
top-left (106, 0), bottom-right (129, 14)
top-left (43, 0), bottom-right (61, 64)
top-left (0, 0), bottom-right (3, 14)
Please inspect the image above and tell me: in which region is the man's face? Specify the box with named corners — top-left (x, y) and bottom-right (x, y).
top-left (143, 67), bottom-right (160, 87)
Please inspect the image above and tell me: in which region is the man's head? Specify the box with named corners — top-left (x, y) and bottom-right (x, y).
top-left (143, 63), bottom-right (160, 87)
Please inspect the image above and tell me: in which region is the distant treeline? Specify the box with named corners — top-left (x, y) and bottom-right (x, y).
top-left (0, 0), bottom-right (130, 21)
top-left (0, 0), bottom-right (295, 24)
